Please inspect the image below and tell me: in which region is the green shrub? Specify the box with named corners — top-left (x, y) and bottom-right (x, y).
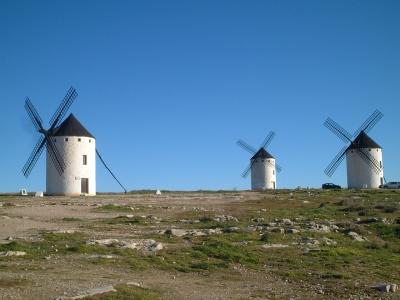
top-left (371, 224), bottom-right (400, 241)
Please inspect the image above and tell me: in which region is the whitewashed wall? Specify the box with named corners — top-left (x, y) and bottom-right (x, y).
top-left (251, 158), bottom-right (277, 190)
top-left (46, 136), bottom-right (96, 196)
top-left (346, 148), bottom-right (383, 189)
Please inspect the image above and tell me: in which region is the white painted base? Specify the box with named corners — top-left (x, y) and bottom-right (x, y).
top-left (46, 136), bottom-right (96, 196)
top-left (346, 148), bottom-right (384, 189)
top-left (251, 158), bottom-right (277, 190)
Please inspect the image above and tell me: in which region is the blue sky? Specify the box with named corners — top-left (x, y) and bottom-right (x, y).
top-left (0, 0), bottom-right (399, 192)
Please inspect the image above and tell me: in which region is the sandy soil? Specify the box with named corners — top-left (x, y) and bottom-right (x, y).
top-left (0, 192), bottom-right (397, 300)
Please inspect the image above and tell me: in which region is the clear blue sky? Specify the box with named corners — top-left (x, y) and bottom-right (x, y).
top-left (0, 0), bottom-right (399, 192)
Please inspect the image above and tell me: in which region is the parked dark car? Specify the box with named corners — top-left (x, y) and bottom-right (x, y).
top-left (381, 182), bottom-right (400, 189)
top-left (322, 183), bottom-right (341, 190)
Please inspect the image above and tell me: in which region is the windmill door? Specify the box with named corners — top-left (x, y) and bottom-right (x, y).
top-left (81, 178), bottom-right (89, 194)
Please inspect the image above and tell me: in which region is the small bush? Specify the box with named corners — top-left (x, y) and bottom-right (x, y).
top-left (260, 233), bottom-right (270, 242)
top-left (96, 204), bottom-right (132, 212)
top-left (83, 284), bottom-right (160, 300)
top-left (194, 239), bottom-right (258, 265)
top-left (357, 209), bottom-right (374, 216)
top-left (62, 217), bottom-right (82, 222)
top-left (320, 272), bottom-right (344, 279)
top-left (0, 241), bottom-right (50, 258)
top-left (199, 216), bottom-right (213, 223)
top-left (106, 216), bottom-right (144, 225)
top-left (383, 206), bottom-right (398, 213)
top-left (371, 224), bottom-right (400, 241)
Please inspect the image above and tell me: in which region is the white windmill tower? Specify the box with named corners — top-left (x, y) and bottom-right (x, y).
top-left (324, 109), bottom-right (384, 189)
top-left (23, 87), bottom-right (127, 196)
top-left (46, 113), bottom-right (96, 195)
top-left (237, 131), bottom-right (282, 190)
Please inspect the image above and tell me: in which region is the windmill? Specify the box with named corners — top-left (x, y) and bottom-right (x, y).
top-left (323, 109), bottom-right (384, 189)
top-left (236, 131), bottom-right (282, 190)
top-left (23, 87), bottom-right (127, 195)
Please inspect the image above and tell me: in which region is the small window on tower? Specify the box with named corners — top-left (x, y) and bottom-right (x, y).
top-left (65, 138), bottom-right (68, 142)
top-left (89, 139), bottom-right (91, 143)
top-left (273, 170), bottom-right (275, 175)
top-left (78, 138), bottom-right (81, 142)
top-left (83, 155), bottom-right (87, 165)
top-left (380, 161), bottom-right (382, 168)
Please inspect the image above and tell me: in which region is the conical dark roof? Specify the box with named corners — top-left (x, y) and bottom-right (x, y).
top-left (348, 131), bottom-right (381, 149)
top-left (53, 114), bottom-right (94, 138)
top-left (251, 148), bottom-right (274, 160)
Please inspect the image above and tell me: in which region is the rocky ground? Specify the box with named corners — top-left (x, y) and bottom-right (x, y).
top-left (0, 190), bottom-right (399, 299)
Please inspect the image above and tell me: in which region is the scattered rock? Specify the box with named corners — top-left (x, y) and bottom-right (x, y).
top-left (148, 215), bottom-right (161, 221)
top-left (267, 227), bottom-right (285, 234)
top-left (149, 242), bottom-right (163, 252)
top-left (213, 215), bottom-right (239, 222)
top-left (163, 228), bottom-right (222, 237)
top-left (224, 226), bottom-right (240, 233)
top-left (126, 281), bottom-right (143, 288)
top-left (371, 283), bottom-right (398, 293)
top-left (252, 217), bottom-right (264, 223)
top-left (304, 248), bottom-right (321, 253)
top-left (285, 228), bottom-right (300, 234)
top-left (179, 219), bottom-right (200, 224)
top-left (88, 254), bottom-right (116, 259)
top-left (87, 239), bottom-right (119, 247)
top-left (262, 244), bottom-right (289, 249)
top-left (192, 207), bottom-right (207, 211)
top-left (309, 223), bottom-right (331, 233)
top-left (357, 217), bottom-right (380, 224)
top-left (244, 226), bottom-right (257, 232)
top-left (203, 228), bottom-right (223, 235)
top-left (55, 230), bottom-right (76, 234)
top-left (254, 225), bottom-right (264, 231)
top-left (329, 224), bottom-right (340, 231)
top-left (191, 230), bottom-right (207, 237)
top-left (0, 251), bottom-right (27, 256)
top-left (56, 285), bottom-right (117, 300)
top-left (321, 237), bottom-right (337, 246)
top-left (86, 239), bottom-right (163, 252)
top-left (281, 219), bottom-right (293, 225)
top-left (165, 229), bottom-right (187, 237)
top-left (301, 237), bottom-right (320, 246)
top-left (347, 231), bottom-right (366, 242)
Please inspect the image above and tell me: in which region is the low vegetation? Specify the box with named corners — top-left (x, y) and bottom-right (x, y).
top-left (0, 189), bottom-right (399, 298)
top-left (83, 284), bottom-right (160, 300)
